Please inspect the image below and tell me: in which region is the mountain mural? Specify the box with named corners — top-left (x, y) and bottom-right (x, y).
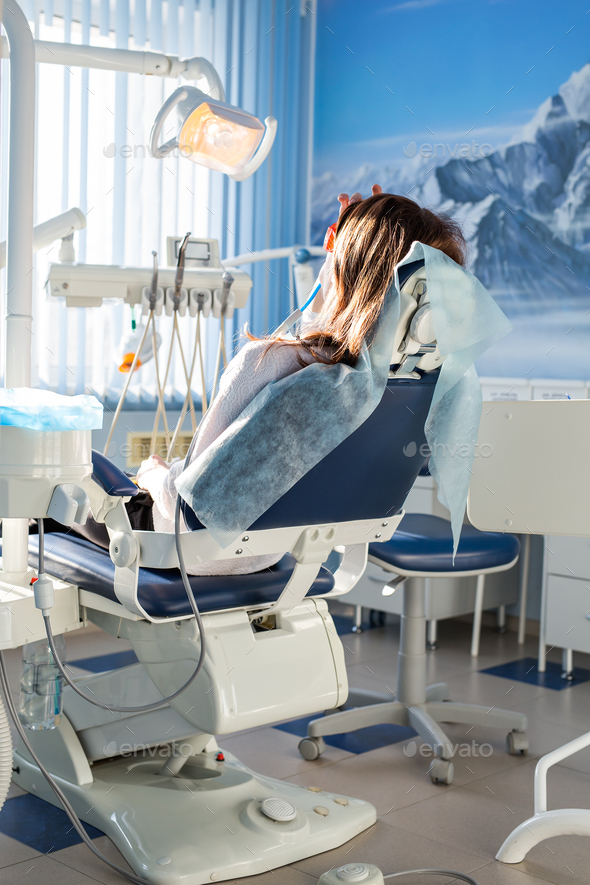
top-left (312, 64), bottom-right (590, 376)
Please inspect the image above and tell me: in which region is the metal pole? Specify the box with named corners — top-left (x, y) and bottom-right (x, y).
top-left (2, 2), bottom-right (36, 579)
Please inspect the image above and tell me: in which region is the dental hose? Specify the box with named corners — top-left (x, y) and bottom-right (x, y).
top-left (167, 310), bottom-right (205, 460)
top-left (0, 653), bottom-right (153, 885)
top-left (43, 434), bottom-right (206, 715)
top-left (384, 871), bottom-right (479, 883)
top-left (103, 314), bottom-right (153, 456)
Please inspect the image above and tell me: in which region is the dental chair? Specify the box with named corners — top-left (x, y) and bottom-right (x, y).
top-left (7, 259), bottom-right (525, 882)
top-left (8, 294), bottom-right (439, 883)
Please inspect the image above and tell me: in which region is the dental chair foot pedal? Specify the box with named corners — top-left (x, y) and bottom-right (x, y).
top-left (13, 739), bottom-right (376, 885)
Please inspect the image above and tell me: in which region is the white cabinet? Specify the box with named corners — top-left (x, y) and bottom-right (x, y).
top-left (540, 535), bottom-right (590, 674)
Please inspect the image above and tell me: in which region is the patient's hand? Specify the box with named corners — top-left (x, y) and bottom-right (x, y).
top-left (149, 454), bottom-right (168, 468)
top-left (136, 453), bottom-right (169, 494)
top-left (337, 184), bottom-right (382, 217)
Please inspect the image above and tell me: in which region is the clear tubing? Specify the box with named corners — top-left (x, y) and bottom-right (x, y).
top-left (0, 652), bottom-right (152, 885)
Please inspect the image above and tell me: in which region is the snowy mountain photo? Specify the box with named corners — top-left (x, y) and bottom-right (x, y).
top-left (313, 52), bottom-right (590, 378)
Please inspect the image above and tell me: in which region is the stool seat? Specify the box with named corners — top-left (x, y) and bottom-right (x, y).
top-left (369, 513), bottom-right (520, 573)
top-left (14, 534), bottom-right (334, 619)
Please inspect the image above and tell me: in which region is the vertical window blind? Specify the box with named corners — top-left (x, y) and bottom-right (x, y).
top-left (0, 0), bottom-right (317, 406)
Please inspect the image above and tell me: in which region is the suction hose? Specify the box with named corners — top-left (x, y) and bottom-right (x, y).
top-left (0, 691), bottom-right (12, 811)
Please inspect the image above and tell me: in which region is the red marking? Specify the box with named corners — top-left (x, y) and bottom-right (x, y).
top-left (216, 752), bottom-right (225, 762)
top-left (323, 223), bottom-right (337, 252)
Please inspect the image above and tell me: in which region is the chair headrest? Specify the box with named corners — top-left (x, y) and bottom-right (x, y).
top-left (390, 258), bottom-right (442, 377)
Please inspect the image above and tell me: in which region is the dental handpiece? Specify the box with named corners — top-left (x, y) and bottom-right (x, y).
top-left (220, 270), bottom-right (234, 313)
top-left (173, 231), bottom-right (191, 309)
top-left (149, 251), bottom-right (158, 311)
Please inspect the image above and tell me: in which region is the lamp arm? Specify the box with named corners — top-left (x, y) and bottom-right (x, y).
top-left (229, 116), bottom-right (278, 182)
top-left (182, 57), bottom-right (226, 102)
top-left (149, 89), bottom-right (189, 159)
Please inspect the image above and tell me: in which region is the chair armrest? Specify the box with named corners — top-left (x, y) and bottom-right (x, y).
top-left (91, 450), bottom-right (138, 497)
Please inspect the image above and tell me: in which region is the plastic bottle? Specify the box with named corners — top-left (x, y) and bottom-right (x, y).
top-left (18, 634), bottom-right (67, 730)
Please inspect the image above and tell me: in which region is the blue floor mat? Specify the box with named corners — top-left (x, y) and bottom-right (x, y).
top-left (0, 793), bottom-right (104, 853)
top-left (480, 656), bottom-right (590, 690)
top-left (275, 713), bottom-right (416, 754)
top-left (70, 649), bottom-right (138, 672)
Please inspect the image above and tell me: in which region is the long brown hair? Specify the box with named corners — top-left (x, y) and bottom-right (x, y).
top-left (252, 193), bottom-right (466, 366)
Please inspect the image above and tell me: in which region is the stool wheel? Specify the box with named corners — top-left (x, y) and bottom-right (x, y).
top-left (298, 736), bottom-right (325, 761)
top-left (430, 758), bottom-right (454, 785)
top-left (426, 641), bottom-right (437, 651)
top-left (506, 730), bottom-right (528, 756)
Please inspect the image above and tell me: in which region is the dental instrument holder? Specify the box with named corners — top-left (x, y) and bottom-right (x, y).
top-left (212, 270), bottom-right (235, 319)
top-left (189, 287), bottom-right (212, 317)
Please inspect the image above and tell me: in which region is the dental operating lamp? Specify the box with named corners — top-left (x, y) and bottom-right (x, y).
top-left (150, 84), bottom-right (277, 181)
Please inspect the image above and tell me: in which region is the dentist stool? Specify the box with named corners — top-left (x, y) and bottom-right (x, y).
top-left (354, 512), bottom-right (520, 656)
top-left (299, 516), bottom-right (528, 784)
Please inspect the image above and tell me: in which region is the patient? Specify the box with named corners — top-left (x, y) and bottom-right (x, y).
top-left (78, 187), bottom-right (466, 575)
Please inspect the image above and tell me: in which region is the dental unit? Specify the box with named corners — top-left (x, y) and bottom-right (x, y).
top-left (2, 3), bottom-right (580, 885)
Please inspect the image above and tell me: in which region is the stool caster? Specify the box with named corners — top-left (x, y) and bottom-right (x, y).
top-left (430, 758), bottom-right (454, 785)
top-left (298, 736), bottom-right (326, 761)
top-left (506, 730), bottom-right (528, 756)
top-left (497, 625), bottom-right (507, 635)
top-left (426, 641), bottom-right (437, 651)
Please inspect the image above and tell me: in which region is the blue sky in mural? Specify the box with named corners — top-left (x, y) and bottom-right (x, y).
top-left (313, 0), bottom-right (590, 379)
top-left (314, 0), bottom-right (590, 175)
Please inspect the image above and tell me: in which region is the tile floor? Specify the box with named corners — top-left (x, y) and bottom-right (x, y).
top-left (1, 604), bottom-right (589, 885)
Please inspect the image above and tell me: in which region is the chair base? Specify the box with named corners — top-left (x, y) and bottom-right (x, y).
top-left (496, 809), bottom-right (590, 864)
top-left (304, 684), bottom-right (528, 784)
top-left (13, 743), bottom-right (375, 884)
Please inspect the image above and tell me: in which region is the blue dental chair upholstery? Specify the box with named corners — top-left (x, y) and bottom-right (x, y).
top-left (370, 513), bottom-right (519, 573)
top-left (362, 513), bottom-right (520, 654)
top-left (25, 535), bottom-right (334, 619)
top-left (27, 371), bottom-right (439, 618)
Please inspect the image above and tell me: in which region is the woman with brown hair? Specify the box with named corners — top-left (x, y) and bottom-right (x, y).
top-left (134, 185), bottom-right (467, 574)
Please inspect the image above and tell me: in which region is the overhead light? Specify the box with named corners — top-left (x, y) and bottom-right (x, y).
top-left (150, 85), bottom-right (277, 181)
